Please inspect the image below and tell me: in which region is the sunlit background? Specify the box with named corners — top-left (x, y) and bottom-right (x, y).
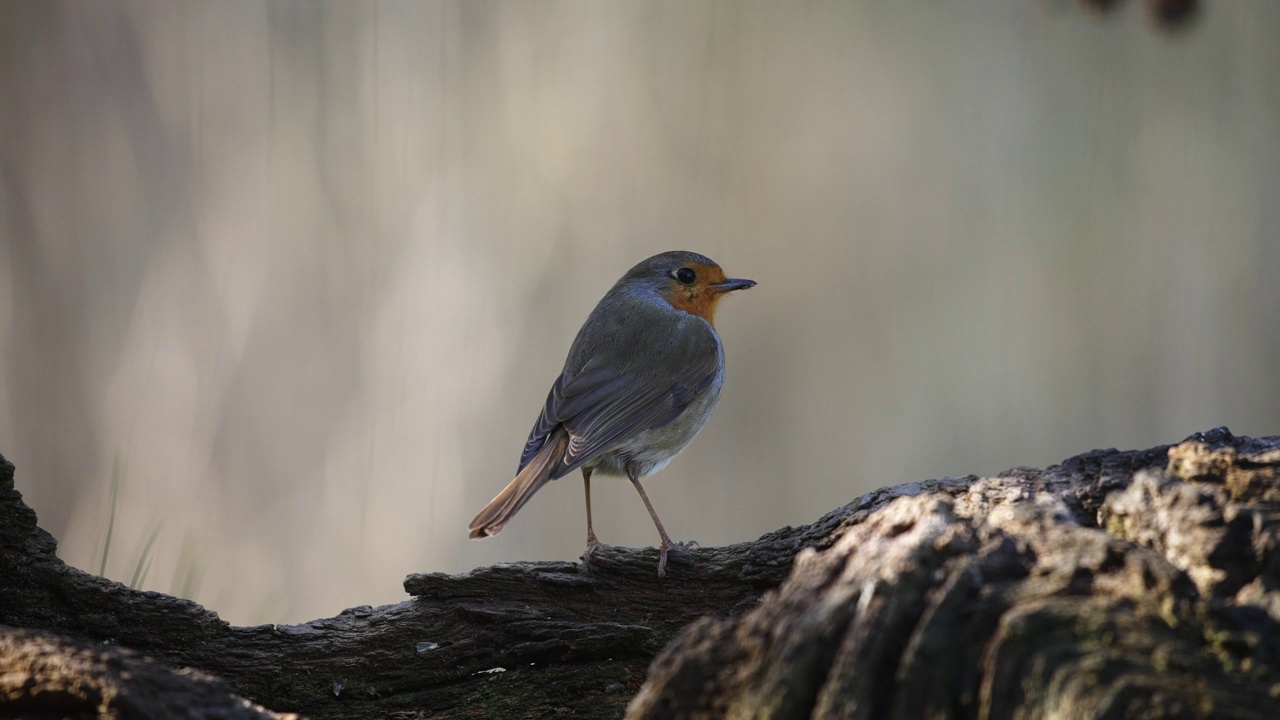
top-left (2, 1), bottom-right (1277, 625)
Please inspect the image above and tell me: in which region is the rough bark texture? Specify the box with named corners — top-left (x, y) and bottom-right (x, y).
top-left (0, 627), bottom-right (295, 720)
top-left (627, 428), bottom-right (1280, 719)
top-left (3, 428), bottom-right (1280, 719)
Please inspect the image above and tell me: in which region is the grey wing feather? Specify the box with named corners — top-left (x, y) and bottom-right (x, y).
top-left (518, 363), bottom-right (614, 471)
top-left (516, 334), bottom-right (720, 479)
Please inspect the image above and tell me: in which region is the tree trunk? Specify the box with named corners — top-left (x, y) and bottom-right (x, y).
top-left (3, 428), bottom-right (1279, 719)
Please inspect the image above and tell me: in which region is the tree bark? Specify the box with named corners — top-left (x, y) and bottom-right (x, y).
top-left (3, 428), bottom-right (1279, 719)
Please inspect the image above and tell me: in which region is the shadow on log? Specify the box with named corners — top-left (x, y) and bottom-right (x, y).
top-left (3, 428), bottom-right (1280, 719)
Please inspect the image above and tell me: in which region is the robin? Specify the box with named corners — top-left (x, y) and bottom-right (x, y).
top-left (468, 251), bottom-right (756, 576)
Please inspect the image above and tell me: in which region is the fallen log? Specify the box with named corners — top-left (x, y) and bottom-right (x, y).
top-left (2, 428), bottom-right (1278, 719)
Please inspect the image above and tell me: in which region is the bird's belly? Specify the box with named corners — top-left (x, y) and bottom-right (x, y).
top-left (588, 384), bottom-right (722, 478)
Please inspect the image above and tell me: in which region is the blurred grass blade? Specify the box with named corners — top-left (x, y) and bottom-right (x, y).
top-left (98, 455), bottom-right (125, 577)
top-left (129, 522), bottom-right (163, 589)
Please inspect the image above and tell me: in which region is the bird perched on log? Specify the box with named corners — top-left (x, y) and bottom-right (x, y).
top-left (468, 251), bottom-right (756, 576)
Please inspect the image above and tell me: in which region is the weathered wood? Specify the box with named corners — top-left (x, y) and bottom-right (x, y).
top-left (3, 428), bottom-right (1279, 719)
top-left (0, 626), bottom-right (294, 719)
top-left (627, 428), bottom-right (1280, 719)
top-left (0, 450), bottom-right (856, 718)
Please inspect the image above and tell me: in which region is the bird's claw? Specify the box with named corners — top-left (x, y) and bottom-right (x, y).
top-left (656, 539), bottom-right (699, 577)
top-left (581, 535), bottom-right (601, 569)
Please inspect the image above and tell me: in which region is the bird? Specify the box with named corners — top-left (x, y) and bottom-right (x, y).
top-left (468, 250), bottom-right (756, 576)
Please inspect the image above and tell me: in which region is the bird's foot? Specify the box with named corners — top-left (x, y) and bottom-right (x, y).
top-left (581, 531), bottom-right (602, 569)
top-left (656, 539), bottom-right (699, 578)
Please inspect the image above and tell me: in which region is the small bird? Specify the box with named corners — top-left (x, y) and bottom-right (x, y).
top-left (468, 251), bottom-right (755, 576)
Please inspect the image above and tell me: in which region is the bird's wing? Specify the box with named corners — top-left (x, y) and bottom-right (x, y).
top-left (517, 329), bottom-right (721, 478)
top-left (518, 362), bottom-right (614, 470)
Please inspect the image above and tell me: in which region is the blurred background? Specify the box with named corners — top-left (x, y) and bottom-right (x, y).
top-left (1, 1), bottom-right (1277, 626)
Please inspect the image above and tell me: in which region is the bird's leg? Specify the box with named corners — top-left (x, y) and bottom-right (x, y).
top-left (626, 463), bottom-right (695, 577)
top-left (582, 467), bottom-right (599, 563)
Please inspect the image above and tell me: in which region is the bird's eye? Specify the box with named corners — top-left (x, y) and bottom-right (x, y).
top-left (674, 267), bottom-right (697, 285)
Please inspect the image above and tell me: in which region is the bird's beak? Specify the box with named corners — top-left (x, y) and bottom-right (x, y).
top-left (712, 277), bottom-right (757, 293)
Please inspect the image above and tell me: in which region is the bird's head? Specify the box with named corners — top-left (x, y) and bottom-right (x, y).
top-left (621, 251), bottom-right (756, 326)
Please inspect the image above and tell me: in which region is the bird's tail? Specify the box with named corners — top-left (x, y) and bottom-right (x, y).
top-left (468, 431), bottom-right (570, 539)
